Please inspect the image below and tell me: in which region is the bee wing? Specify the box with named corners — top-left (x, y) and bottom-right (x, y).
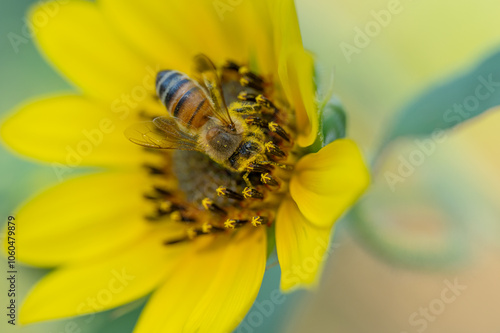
top-left (192, 54), bottom-right (234, 127)
top-left (125, 117), bottom-right (201, 151)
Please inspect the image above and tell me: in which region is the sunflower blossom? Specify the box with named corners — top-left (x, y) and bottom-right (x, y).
top-left (1, 0), bottom-right (369, 332)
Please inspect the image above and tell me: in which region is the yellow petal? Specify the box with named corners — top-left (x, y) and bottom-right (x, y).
top-left (99, 0), bottom-right (276, 75)
top-left (134, 227), bottom-right (266, 333)
top-left (276, 198), bottom-right (332, 292)
top-left (20, 231), bottom-right (188, 324)
top-left (270, 0), bottom-right (318, 146)
top-left (100, 0), bottom-right (239, 71)
top-left (31, 0), bottom-right (155, 103)
top-left (98, 0), bottom-right (190, 73)
top-left (290, 139), bottom-right (370, 228)
top-left (216, 0), bottom-right (275, 74)
top-left (1, 95), bottom-right (145, 167)
top-left (280, 46), bottom-right (318, 147)
top-left (10, 171), bottom-right (155, 267)
top-left (269, 0), bottom-right (303, 58)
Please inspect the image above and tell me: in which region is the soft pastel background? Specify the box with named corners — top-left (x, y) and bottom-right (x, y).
top-left (2, 0), bottom-right (500, 332)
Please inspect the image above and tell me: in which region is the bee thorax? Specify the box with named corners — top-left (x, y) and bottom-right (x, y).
top-left (202, 125), bottom-right (243, 162)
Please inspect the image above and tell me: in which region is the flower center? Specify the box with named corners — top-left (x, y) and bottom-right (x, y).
top-left (135, 57), bottom-right (297, 244)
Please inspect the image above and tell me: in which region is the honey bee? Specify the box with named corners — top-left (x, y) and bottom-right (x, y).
top-left (125, 54), bottom-right (289, 187)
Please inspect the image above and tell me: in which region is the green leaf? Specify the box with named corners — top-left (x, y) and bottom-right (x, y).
top-left (321, 95), bottom-right (346, 145)
top-left (308, 95), bottom-right (347, 153)
top-left (380, 49), bottom-right (500, 149)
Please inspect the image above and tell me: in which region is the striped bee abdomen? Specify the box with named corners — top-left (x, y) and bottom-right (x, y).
top-left (156, 70), bottom-right (213, 128)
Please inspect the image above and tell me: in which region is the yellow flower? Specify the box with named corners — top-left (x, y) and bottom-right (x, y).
top-left (1, 0), bottom-right (369, 332)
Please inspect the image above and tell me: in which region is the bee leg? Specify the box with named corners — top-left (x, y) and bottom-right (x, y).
top-left (242, 171), bottom-right (253, 188)
top-left (231, 101), bottom-right (262, 115)
top-left (245, 116), bottom-right (267, 128)
top-left (258, 160), bottom-right (293, 170)
top-left (240, 168), bottom-right (265, 199)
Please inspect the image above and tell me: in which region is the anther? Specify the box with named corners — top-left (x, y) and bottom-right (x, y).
top-left (224, 219), bottom-right (236, 229)
top-left (256, 95), bottom-right (278, 113)
top-left (145, 214), bottom-right (163, 222)
top-left (201, 222), bottom-right (213, 233)
top-left (211, 225), bottom-right (226, 232)
top-left (224, 219), bottom-right (248, 229)
top-left (158, 201), bottom-right (172, 213)
top-left (145, 201), bottom-right (177, 221)
top-left (223, 60), bottom-right (240, 71)
top-left (216, 186), bottom-right (244, 201)
top-left (239, 67), bottom-right (264, 84)
top-left (260, 173), bottom-right (279, 186)
top-left (201, 197), bottom-right (227, 215)
top-left (143, 164), bottom-right (165, 175)
top-left (170, 211), bottom-right (182, 222)
top-left (154, 186), bottom-right (171, 196)
top-left (246, 162), bottom-right (272, 173)
top-left (143, 192), bottom-right (160, 201)
top-left (240, 77), bottom-right (263, 92)
top-left (251, 216), bottom-right (267, 227)
top-left (143, 186), bottom-right (171, 201)
top-left (268, 121), bottom-right (290, 142)
top-left (187, 227), bottom-right (197, 240)
top-left (265, 141), bottom-right (286, 158)
top-left (242, 187), bottom-right (264, 199)
top-left (238, 91), bottom-right (257, 102)
top-left (164, 237), bottom-right (188, 245)
top-left (170, 211), bottom-right (195, 223)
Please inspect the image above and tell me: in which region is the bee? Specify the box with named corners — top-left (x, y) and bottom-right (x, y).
top-left (125, 54), bottom-right (288, 187)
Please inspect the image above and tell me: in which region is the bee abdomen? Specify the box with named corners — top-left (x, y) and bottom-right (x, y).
top-left (156, 70), bottom-right (212, 128)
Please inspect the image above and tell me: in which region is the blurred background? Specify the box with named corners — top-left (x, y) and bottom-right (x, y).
top-left (1, 0), bottom-right (500, 332)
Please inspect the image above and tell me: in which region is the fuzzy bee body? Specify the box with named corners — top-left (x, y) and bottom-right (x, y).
top-left (227, 130), bottom-right (265, 171)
